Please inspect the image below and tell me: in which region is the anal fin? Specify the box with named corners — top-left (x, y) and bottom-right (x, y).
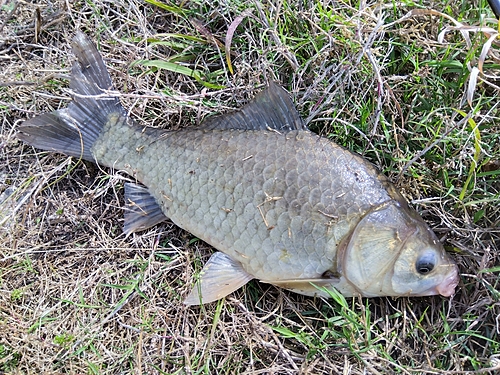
top-left (123, 183), bottom-right (167, 235)
top-left (184, 252), bottom-right (254, 305)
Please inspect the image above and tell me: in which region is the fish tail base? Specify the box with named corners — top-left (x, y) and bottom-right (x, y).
top-left (17, 31), bottom-right (126, 162)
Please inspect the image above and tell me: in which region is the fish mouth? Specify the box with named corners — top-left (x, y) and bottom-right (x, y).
top-left (416, 265), bottom-right (459, 297)
top-left (436, 265), bottom-right (459, 297)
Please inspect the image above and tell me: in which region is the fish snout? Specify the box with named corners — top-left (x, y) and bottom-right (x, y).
top-left (436, 265), bottom-right (459, 297)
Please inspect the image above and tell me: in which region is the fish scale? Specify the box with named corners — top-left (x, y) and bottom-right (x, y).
top-left (17, 32), bottom-right (459, 304)
top-left (93, 116), bottom-right (394, 280)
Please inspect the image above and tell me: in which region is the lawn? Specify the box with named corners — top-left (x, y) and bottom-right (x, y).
top-left (0, 0), bottom-right (499, 373)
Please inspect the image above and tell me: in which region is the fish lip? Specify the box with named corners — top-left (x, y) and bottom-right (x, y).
top-left (436, 265), bottom-right (459, 297)
top-left (414, 264), bottom-right (459, 297)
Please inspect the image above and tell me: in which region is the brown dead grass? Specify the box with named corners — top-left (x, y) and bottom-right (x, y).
top-left (1, 0), bottom-right (499, 374)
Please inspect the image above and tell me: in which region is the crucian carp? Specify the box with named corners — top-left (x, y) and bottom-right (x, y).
top-left (17, 32), bottom-right (459, 305)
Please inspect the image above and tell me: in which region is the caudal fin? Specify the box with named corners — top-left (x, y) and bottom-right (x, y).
top-left (17, 31), bottom-right (126, 161)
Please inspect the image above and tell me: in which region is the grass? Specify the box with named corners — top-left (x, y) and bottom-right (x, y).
top-left (0, 0), bottom-right (499, 373)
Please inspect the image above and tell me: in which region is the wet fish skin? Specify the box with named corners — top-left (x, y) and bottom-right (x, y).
top-left (17, 32), bottom-right (459, 304)
top-left (93, 118), bottom-right (394, 279)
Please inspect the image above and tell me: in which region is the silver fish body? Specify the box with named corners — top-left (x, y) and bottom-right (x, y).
top-left (18, 32), bottom-right (459, 304)
top-left (94, 118), bottom-right (395, 284)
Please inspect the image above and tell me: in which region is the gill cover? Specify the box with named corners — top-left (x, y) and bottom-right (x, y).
top-left (341, 201), bottom-right (457, 297)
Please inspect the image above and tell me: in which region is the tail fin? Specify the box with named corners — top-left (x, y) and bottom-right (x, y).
top-left (17, 31), bottom-right (126, 161)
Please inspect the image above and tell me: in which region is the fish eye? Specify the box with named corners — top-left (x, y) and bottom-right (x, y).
top-left (416, 252), bottom-right (436, 275)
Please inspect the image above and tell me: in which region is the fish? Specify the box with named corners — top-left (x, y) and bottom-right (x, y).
top-left (17, 32), bottom-right (459, 305)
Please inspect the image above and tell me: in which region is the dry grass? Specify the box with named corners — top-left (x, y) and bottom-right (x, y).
top-left (1, 0), bottom-right (499, 374)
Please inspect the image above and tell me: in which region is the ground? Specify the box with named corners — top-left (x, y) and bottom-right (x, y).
top-left (0, 0), bottom-right (499, 374)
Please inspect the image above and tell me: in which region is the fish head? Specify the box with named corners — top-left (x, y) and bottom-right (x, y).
top-left (339, 201), bottom-right (459, 298)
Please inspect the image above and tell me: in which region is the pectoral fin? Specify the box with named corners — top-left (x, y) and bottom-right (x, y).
top-left (123, 183), bottom-right (168, 235)
top-left (261, 278), bottom-right (340, 297)
top-left (184, 252), bottom-right (254, 305)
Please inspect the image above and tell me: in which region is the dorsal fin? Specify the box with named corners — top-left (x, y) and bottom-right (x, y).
top-left (201, 82), bottom-right (307, 132)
